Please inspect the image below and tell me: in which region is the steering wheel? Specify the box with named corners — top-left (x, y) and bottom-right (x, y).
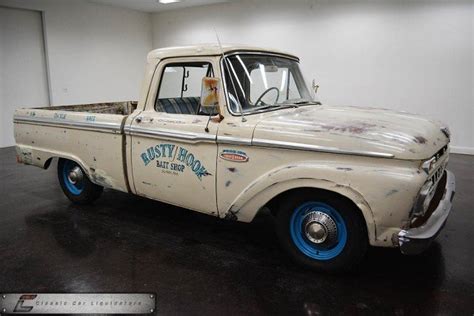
top-left (255, 87), bottom-right (279, 106)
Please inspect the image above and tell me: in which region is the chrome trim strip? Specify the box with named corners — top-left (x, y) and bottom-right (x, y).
top-left (14, 116), bottom-right (121, 132)
top-left (252, 138), bottom-right (395, 158)
top-left (125, 125), bottom-right (216, 143)
top-left (217, 136), bottom-right (252, 146)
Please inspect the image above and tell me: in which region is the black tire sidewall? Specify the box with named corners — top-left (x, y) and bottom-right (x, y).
top-left (275, 190), bottom-right (368, 272)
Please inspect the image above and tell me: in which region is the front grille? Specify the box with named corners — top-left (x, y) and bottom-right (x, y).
top-left (429, 164), bottom-right (445, 186)
top-left (434, 144), bottom-right (448, 161)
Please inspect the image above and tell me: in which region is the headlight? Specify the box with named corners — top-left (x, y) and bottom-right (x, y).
top-left (421, 157), bottom-right (436, 174)
top-left (413, 182), bottom-right (430, 217)
top-left (412, 180), bottom-right (436, 217)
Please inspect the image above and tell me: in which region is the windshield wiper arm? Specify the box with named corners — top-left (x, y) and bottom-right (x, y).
top-left (256, 104), bottom-right (298, 111)
top-left (292, 100), bottom-right (321, 105)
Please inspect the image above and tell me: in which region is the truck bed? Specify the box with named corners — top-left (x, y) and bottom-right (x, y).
top-left (13, 101), bottom-right (138, 193)
top-left (35, 101), bottom-right (138, 115)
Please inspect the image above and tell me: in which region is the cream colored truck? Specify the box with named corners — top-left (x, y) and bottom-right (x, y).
top-left (14, 45), bottom-right (455, 272)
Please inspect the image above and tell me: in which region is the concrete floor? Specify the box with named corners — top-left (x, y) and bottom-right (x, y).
top-left (0, 146), bottom-right (473, 315)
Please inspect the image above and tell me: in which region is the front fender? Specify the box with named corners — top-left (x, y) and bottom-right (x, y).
top-left (225, 163), bottom-right (376, 240)
top-left (224, 159), bottom-right (425, 247)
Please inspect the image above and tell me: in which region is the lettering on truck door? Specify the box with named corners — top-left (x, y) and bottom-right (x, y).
top-left (129, 58), bottom-right (219, 216)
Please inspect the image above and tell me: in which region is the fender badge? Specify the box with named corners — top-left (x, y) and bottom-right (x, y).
top-left (219, 149), bottom-right (249, 162)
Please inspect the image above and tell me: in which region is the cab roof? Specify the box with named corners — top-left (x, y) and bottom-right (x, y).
top-left (147, 44), bottom-right (299, 61)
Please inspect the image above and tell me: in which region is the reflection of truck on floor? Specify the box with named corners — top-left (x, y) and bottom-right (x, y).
top-left (14, 45), bottom-right (455, 272)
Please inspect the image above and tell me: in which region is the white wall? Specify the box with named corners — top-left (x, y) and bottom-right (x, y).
top-left (151, 0), bottom-right (473, 154)
top-left (0, 0), bottom-right (152, 106)
top-left (0, 7), bottom-right (50, 147)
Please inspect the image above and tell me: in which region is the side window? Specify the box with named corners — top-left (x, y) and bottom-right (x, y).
top-left (155, 62), bottom-right (214, 115)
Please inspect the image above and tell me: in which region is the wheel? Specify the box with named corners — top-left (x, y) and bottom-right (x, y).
top-left (275, 190), bottom-right (368, 272)
top-left (58, 159), bottom-right (103, 204)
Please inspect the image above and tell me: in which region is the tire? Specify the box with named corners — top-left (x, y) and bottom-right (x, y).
top-left (58, 159), bottom-right (103, 204)
top-left (275, 190), bottom-right (368, 273)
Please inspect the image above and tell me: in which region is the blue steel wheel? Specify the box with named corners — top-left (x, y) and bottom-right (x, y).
top-left (275, 190), bottom-right (368, 272)
top-left (61, 160), bottom-right (85, 195)
top-left (290, 202), bottom-right (347, 260)
top-left (57, 159), bottom-right (103, 204)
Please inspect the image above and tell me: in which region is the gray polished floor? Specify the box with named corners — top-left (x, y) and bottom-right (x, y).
top-left (0, 146), bottom-right (473, 315)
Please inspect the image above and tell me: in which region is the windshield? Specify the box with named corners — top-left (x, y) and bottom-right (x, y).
top-left (223, 54), bottom-right (315, 114)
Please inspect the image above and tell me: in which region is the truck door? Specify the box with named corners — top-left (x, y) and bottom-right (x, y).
top-left (129, 58), bottom-right (219, 216)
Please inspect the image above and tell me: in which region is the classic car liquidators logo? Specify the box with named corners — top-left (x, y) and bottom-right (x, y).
top-left (0, 293), bottom-right (155, 314)
top-left (140, 143), bottom-right (210, 180)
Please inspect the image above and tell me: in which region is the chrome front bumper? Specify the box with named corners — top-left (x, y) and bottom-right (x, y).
top-left (398, 170), bottom-right (456, 255)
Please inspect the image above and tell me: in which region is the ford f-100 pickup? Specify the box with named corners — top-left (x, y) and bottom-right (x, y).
top-left (14, 44), bottom-right (455, 272)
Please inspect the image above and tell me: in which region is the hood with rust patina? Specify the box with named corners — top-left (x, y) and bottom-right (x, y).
top-left (253, 105), bottom-right (449, 160)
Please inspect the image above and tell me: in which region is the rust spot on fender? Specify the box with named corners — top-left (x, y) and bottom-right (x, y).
top-left (224, 208), bottom-right (238, 221)
top-left (385, 189), bottom-right (399, 197)
top-left (313, 122), bottom-right (378, 134)
top-left (414, 136), bottom-right (427, 144)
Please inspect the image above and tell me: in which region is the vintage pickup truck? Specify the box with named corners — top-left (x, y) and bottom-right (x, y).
top-left (14, 44), bottom-right (455, 272)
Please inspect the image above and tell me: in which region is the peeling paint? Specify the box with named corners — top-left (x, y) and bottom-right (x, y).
top-left (89, 168), bottom-right (116, 189)
top-left (414, 136), bottom-right (427, 144)
top-left (224, 210), bottom-right (238, 221)
top-left (306, 121), bottom-right (378, 135)
top-left (385, 189), bottom-right (399, 197)
top-left (337, 167), bottom-right (353, 171)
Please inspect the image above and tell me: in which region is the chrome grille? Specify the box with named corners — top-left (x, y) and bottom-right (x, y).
top-left (434, 145), bottom-right (448, 162)
top-left (429, 164), bottom-right (445, 187)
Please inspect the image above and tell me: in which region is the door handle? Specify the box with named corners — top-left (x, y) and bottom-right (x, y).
top-left (135, 116), bottom-right (154, 124)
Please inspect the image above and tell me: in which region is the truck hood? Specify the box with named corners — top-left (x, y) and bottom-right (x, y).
top-left (253, 105), bottom-right (449, 160)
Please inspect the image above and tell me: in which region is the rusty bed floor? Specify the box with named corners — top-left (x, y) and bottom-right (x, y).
top-left (0, 146), bottom-right (473, 315)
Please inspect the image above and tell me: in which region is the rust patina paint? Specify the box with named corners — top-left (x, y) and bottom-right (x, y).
top-left (12, 44), bottom-right (453, 250)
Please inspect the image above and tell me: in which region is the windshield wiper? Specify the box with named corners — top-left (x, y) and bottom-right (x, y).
top-left (255, 104), bottom-right (298, 111)
top-left (292, 100), bottom-right (321, 105)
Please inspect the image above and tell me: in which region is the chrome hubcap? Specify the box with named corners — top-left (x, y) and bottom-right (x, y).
top-left (68, 166), bottom-right (83, 184)
top-left (306, 222), bottom-right (327, 243)
top-left (302, 211), bottom-right (338, 246)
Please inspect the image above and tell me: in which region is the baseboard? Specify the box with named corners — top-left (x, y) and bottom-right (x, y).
top-left (451, 146), bottom-right (474, 155)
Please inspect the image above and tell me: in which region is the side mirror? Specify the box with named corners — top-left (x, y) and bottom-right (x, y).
top-left (200, 77), bottom-right (220, 114)
top-left (312, 79), bottom-right (320, 95)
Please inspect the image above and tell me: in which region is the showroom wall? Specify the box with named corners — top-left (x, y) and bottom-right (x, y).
top-left (151, 0), bottom-right (473, 154)
top-left (0, 0), bottom-right (152, 106)
top-left (0, 7), bottom-right (50, 147)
